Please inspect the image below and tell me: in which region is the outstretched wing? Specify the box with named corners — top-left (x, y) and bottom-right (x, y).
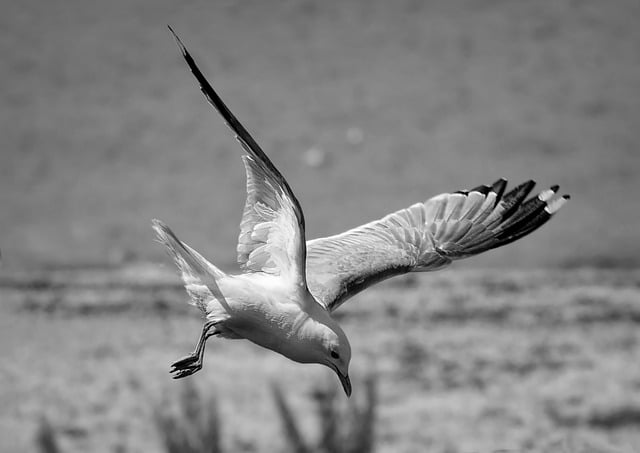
top-left (306, 179), bottom-right (569, 312)
top-left (170, 28), bottom-right (307, 287)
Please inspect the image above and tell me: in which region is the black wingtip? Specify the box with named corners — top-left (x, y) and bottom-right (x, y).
top-left (470, 184), bottom-right (491, 196)
top-left (166, 28), bottom-right (307, 231)
top-left (497, 179), bottom-right (536, 220)
top-left (493, 182), bottom-right (569, 247)
top-left (509, 180), bottom-right (536, 200)
top-left (167, 25), bottom-right (188, 57)
top-left (490, 178), bottom-right (508, 201)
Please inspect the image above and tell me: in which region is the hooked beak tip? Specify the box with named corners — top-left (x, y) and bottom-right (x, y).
top-left (337, 370), bottom-right (352, 397)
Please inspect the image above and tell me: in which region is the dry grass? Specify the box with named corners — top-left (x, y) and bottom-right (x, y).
top-left (34, 416), bottom-right (61, 453)
top-left (31, 369), bottom-right (634, 453)
top-left (272, 375), bottom-right (376, 453)
top-left (2, 265), bottom-right (639, 452)
top-left (32, 372), bottom-right (376, 453)
top-left (153, 380), bottom-right (222, 453)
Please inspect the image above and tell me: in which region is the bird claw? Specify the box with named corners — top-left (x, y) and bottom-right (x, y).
top-left (171, 365), bottom-right (201, 379)
top-left (170, 353), bottom-right (202, 379)
top-left (171, 353), bottom-right (199, 369)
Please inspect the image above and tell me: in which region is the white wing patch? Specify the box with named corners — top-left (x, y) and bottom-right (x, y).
top-left (237, 155), bottom-right (306, 285)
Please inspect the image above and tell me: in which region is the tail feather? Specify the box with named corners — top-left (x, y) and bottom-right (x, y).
top-left (152, 219), bottom-right (226, 312)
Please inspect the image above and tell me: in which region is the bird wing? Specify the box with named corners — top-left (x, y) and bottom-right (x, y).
top-left (170, 28), bottom-right (307, 287)
top-left (306, 179), bottom-right (569, 312)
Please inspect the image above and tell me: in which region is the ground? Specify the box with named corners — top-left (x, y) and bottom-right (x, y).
top-left (1, 265), bottom-right (639, 452)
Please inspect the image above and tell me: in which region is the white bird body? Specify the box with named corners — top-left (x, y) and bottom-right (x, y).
top-left (153, 211), bottom-right (351, 391)
top-left (155, 28), bottom-right (569, 396)
top-left (209, 273), bottom-right (343, 365)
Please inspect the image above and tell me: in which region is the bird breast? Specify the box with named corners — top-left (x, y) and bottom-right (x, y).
top-left (215, 274), bottom-right (315, 361)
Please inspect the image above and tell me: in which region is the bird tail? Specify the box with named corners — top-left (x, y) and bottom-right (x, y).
top-left (152, 219), bottom-right (227, 313)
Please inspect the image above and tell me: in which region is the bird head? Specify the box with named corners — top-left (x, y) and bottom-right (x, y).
top-left (315, 320), bottom-right (352, 397)
top-left (279, 302), bottom-right (352, 396)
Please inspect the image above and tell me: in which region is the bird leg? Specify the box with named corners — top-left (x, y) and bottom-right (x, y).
top-left (170, 320), bottom-right (218, 379)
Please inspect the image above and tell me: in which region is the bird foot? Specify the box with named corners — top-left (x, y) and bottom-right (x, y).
top-left (171, 353), bottom-right (199, 368)
top-left (170, 353), bottom-right (202, 379)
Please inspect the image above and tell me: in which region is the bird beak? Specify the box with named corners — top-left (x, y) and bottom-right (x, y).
top-left (335, 368), bottom-right (352, 397)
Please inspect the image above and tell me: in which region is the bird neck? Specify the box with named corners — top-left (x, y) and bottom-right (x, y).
top-left (301, 292), bottom-right (332, 321)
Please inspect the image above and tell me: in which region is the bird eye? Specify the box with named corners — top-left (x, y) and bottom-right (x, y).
top-left (330, 350), bottom-right (340, 359)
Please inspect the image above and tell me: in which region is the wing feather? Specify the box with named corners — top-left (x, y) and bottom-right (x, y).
top-left (169, 28), bottom-right (307, 286)
top-left (306, 179), bottom-right (569, 311)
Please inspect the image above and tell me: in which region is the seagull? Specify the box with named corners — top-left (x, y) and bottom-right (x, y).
top-left (154, 28), bottom-right (569, 397)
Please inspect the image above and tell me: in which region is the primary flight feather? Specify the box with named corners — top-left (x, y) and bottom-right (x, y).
top-left (154, 27), bottom-right (569, 396)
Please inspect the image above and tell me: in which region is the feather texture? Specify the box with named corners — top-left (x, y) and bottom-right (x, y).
top-left (306, 180), bottom-right (569, 311)
top-left (152, 219), bottom-right (226, 313)
top-left (168, 27), bottom-right (307, 288)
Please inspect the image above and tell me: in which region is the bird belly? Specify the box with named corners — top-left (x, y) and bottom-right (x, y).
top-left (225, 301), bottom-right (298, 346)
top-left (204, 273), bottom-right (310, 361)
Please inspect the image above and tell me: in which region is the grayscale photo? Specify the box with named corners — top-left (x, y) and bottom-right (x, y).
top-left (1, 1), bottom-right (639, 452)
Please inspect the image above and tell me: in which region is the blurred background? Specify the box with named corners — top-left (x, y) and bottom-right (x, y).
top-left (1, 0), bottom-right (639, 269)
top-left (1, 1), bottom-right (640, 452)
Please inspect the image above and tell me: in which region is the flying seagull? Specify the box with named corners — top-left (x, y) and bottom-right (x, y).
top-left (154, 27), bottom-right (569, 397)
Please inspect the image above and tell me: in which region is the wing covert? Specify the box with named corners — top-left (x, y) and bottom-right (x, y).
top-left (237, 155), bottom-right (306, 283)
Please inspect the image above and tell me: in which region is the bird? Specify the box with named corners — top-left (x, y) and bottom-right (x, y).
top-left (154, 27), bottom-right (569, 397)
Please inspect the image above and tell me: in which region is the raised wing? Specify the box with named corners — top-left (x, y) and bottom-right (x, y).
top-left (169, 28), bottom-right (307, 286)
top-left (306, 179), bottom-right (569, 312)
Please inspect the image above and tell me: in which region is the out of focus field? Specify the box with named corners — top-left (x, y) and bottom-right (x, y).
top-left (1, 266), bottom-right (640, 452)
top-left (2, 1), bottom-right (640, 452)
